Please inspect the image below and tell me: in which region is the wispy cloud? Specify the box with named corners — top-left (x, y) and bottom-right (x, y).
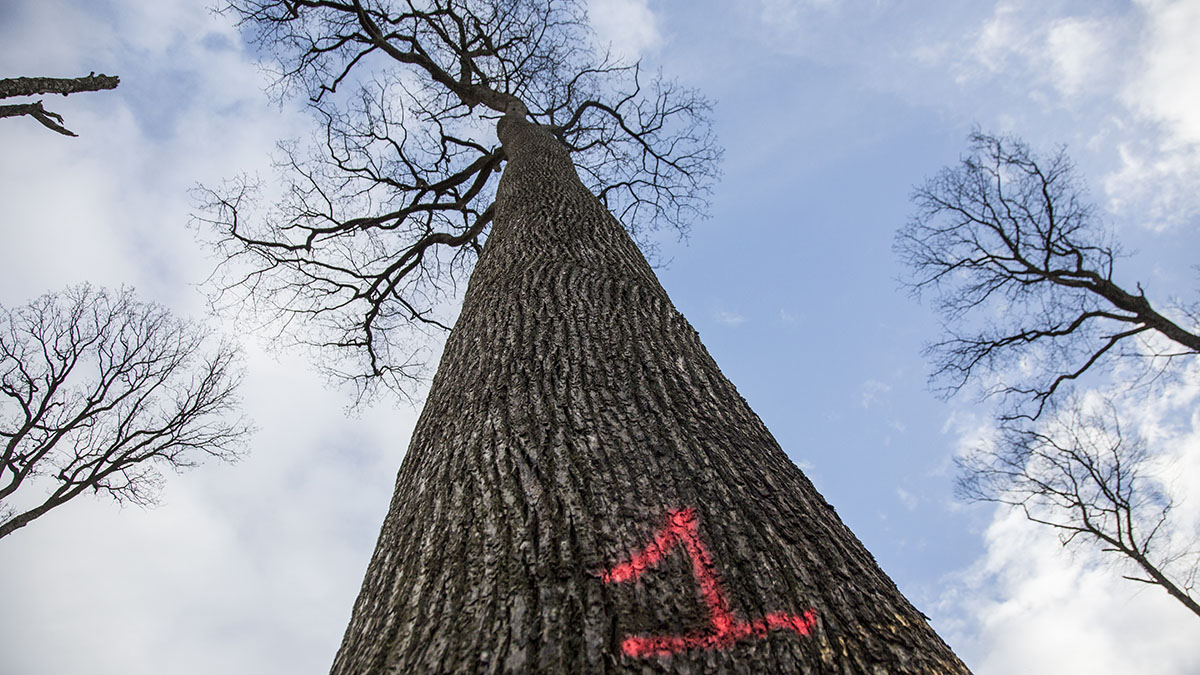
top-left (955, 0), bottom-right (1200, 229)
top-left (937, 507), bottom-right (1200, 674)
top-left (714, 309), bottom-right (747, 325)
top-left (934, 368), bottom-right (1200, 674)
top-left (588, 0), bottom-right (662, 60)
top-left (860, 378), bottom-right (891, 409)
top-left (755, 0), bottom-right (1200, 230)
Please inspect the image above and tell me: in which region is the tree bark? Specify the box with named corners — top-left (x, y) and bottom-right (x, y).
top-left (0, 74), bottom-right (120, 100)
top-left (331, 113), bottom-right (970, 673)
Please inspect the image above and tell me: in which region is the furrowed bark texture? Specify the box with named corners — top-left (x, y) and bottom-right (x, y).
top-left (331, 114), bottom-right (970, 674)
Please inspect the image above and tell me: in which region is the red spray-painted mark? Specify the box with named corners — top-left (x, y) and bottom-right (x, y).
top-left (598, 507), bottom-right (817, 658)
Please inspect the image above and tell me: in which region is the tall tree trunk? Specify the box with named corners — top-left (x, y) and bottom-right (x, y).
top-left (331, 114), bottom-right (970, 674)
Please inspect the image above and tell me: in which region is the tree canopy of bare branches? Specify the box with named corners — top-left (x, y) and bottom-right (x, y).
top-left (196, 0), bottom-right (719, 400)
top-left (897, 131), bottom-right (1200, 421)
top-left (0, 73), bottom-right (120, 137)
top-left (0, 285), bottom-right (250, 540)
top-left (958, 397), bottom-right (1200, 618)
top-left (901, 131), bottom-right (1200, 619)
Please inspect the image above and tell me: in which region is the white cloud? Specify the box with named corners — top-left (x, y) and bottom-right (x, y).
top-left (952, 1), bottom-right (1200, 229)
top-left (0, 346), bottom-right (419, 675)
top-left (1105, 0), bottom-right (1200, 229)
top-left (1104, 138), bottom-right (1200, 231)
top-left (957, 2), bottom-right (1127, 106)
top-left (935, 369), bottom-right (1200, 674)
top-left (1127, 0), bottom-right (1200, 146)
top-left (588, 0), bottom-right (662, 60)
top-left (753, 0), bottom-right (1200, 231)
top-left (0, 0), bottom-right (307, 308)
top-left (938, 508), bottom-right (1200, 675)
top-left (0, 2), bottom-right (425, 674)
top-left (968, 2), bottom-right (1027, 77)
top-left (714, 308), bottom-right (747, 325)
top-left (1044, 18), bottom-right (1108, 98)
top-left (860, 378), bottom-right (891, 409)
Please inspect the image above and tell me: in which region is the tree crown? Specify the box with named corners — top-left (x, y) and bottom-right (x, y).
top-left (198, 0), bottom-right (720, 401)
top-left (0, 285), bottom-right (249, 539)
top-left (898, 131), bottom-right (1199, 419)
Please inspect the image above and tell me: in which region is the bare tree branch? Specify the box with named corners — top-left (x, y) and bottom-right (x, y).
top-left (0, 74), bottom-right (120, 99)
top-left (897, 131), bottom-right (1200, 419)
top-left (0, 101), bottom-right (79, 136)
top-left (0, 285), bottom-right (251, 540)
top-left (0, 73), bottom-right (120, 137)
top-left (957, 397), bottom-right (1200, 618)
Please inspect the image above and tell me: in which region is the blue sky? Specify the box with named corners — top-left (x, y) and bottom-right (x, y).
top-left (2, 1), bottom-right (1200, 673)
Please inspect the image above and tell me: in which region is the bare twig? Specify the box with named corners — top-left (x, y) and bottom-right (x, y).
top-left (0, 101), bottom-right (79, 136)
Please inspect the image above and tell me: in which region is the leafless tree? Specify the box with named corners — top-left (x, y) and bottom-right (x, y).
top-left (958, 396), bottom-right (1200, 618)
top-left (0, 74), bottom-right (120, 137)
top-left (901, 131), bottom-right (1200, 620)
top-left (0, 285), bottom-right (250, 540)
top-left (897, 131), bottom-right (1200, 421)
top-left (194, 0), bottom-right (719, 401)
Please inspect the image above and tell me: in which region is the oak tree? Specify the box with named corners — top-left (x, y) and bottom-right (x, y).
top-left (208, 1), bottom-right (970, 671)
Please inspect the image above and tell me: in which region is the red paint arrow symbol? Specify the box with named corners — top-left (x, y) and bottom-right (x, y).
top-left (599, 507), bottom-right (817, 658)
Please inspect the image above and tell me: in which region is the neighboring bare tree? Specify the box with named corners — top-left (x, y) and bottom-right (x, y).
top-left (206, 0), bottom-right (970, 672)
top-left (0, 285), bottom-right (250, 540)
top-left (958, 397), bottom-right (1200, 618)
top-left (0, 73), bottom-right (120, 137)
top-left (898, 131), bottom-right (1200, 421)
top-left (900, 131), bottom-right (1200, 619)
